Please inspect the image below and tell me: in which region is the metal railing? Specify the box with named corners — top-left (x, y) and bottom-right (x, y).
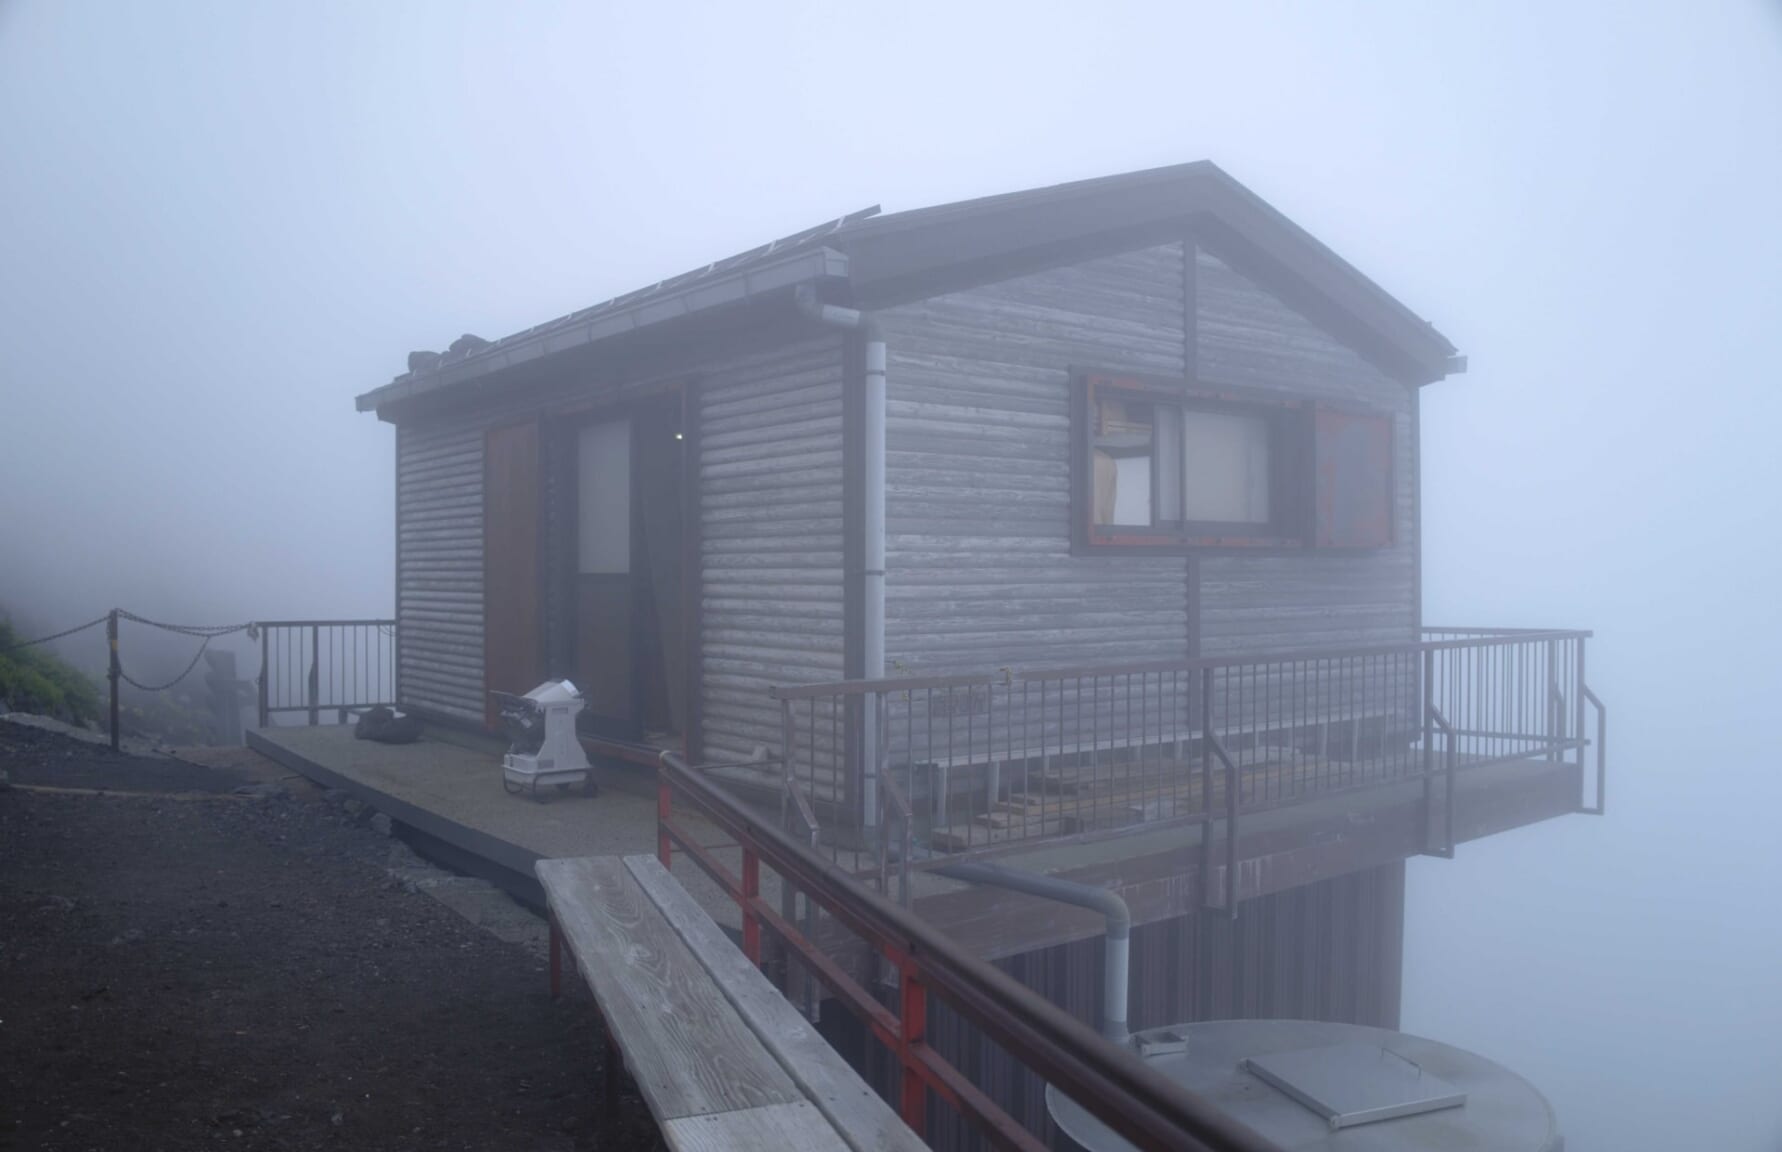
top-left (656, 750), bottom-right (1282, 1152)
top-left (767, 628), bottom-right (1602, 887)
top-left (256, 619), bottom-right (397, 727)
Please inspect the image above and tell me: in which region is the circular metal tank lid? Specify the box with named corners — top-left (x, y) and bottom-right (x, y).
top-left (1046, 1020), bottom-right (1562, 1152)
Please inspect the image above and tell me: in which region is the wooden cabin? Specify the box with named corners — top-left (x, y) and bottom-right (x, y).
top-left (362, 162), bottom-right (1459, 753)
top-left (359, 161), bottom-right (1602, 1140)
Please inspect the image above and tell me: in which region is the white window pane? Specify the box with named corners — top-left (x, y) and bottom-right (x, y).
top-left (1156, 408), bottom-right (1183, 522)
top-left (1093, 397), bottom-right (1154, 526)
top-left (1113, 455), bottom-right (1152, 526)
top-left (577, 418), bottom-right (630, 573)
top-left (1181, 409), bottom-right (1271, 524)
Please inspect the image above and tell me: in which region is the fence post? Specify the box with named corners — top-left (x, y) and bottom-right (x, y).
top-left (257, 629), bottom-right (270, 728)
top-left (107, 609), bottom-right (120, 752)
top-left (657, 768), bottom-right (673, 868)
top-left (741, 847), bottom-right (760, 965)
top-left (1575, 637), bottom-right (1589, 801)
top-left (898, 959), bottom-right (927, 1136)
top-left (307, 624), bottom-right (320, 726)
top-left (1422, 647), bottom-right (1435, 848)
top-left (1199, 671), bottom-right (1214, 911)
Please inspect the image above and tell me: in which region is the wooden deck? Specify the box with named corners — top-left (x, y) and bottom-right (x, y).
top-left (248, 723), bottom-right (1586, 964)
top-left (244, 724), bottom-right (757, 933)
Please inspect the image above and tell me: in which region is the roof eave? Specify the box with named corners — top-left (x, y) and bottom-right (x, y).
top-left (356, 246), bottom-right (852, 416)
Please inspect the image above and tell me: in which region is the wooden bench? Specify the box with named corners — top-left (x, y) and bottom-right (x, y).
top-left (537, 854), bottom-right (926, 1152)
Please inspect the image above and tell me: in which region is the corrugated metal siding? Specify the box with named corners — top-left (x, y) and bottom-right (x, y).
top-left (830, 862), bottom-right (1406, 1151)
top-left (395, 420), bottom-right (485, 723)
top-left (697, 337), bottom-right (848, 761)
top-left (877, 243), bottom-right (1191, 674)
top-left (1196, 245), bottom-right (1417, 655)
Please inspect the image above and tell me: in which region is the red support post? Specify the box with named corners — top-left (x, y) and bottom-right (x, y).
top-left (741, 847), bottom-right (761, 965)
top-left (898, 959), bottom-right (928, 1135)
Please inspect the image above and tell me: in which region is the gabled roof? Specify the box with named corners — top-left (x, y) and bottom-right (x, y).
top-left (357, 161), bottom-right (1462, 416)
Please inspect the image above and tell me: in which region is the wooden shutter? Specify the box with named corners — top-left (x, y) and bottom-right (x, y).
top-left (1313, 407), bottom-right (1393, 548)
top-left (484, 421), bottom-right (543, 728)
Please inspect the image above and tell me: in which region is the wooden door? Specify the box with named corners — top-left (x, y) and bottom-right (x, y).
top-left (575, 416), bottom-right (634, 731)
top-left (484, 421), bottom-right (543, 729)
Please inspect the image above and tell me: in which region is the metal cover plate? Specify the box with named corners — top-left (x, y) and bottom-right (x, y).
top-left (1243, 1042), bottom-right (1467, 1130)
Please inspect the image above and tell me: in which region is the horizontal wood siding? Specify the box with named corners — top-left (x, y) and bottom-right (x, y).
top-left (697, 337), bottom-right (848, 762)
top-left (1196, 245), bottom-right (1417, 654)
top-left (395, 420), bottom-right (485, 722)
top-left (878, 243), bottom-right (1191, 675)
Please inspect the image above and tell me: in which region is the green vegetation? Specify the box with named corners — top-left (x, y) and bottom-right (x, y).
top-left (0, 619), bottom-right (104, 726)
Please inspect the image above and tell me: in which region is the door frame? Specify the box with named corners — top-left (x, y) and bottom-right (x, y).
top-left (553, 380), bottom-right (701, 757)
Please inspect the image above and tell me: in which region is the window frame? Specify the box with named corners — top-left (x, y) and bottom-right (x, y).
top-left (1072, 369), bottom-right (1312, 553)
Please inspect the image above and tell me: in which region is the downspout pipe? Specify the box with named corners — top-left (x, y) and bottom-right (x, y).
top-left (793, 285), bottom-right (885, 830)
top-left (934, 860), bottom-right (1132, 1046)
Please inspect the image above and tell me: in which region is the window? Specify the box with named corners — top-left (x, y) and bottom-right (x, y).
top-left (1075, 372), bottom-right (1393, 551)
top-left (577, 417), bottom-right (631, 574)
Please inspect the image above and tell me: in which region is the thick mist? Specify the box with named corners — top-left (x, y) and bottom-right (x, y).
top-left (3, 4), bottom-right (1778, 1148)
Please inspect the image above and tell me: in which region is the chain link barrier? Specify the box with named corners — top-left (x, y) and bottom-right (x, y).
top-left (0, 615), bottom-right (110, 653)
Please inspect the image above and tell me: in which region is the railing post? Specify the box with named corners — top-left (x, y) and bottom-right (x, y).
top-left (779, 697), bottom-right (795, 832)
top-left (1199, 671), bottom-right (1214, 911)
top-left (657, 772), bottom-right (672, 868)
top-left (897, 958), bottom-right (927, 1136)
top-left (741, 846), bottom-right (761, 965)
top-left (1422, 647), bottom-right (1435, 841)
top-left (256, 628), bottom-right (270, 729)
top-left (1575, 636), bottom-right (1588, 788)
top-left (1224, 739), bottom-right (1238, 919)
top-left (106, 609), bottom-right (120, 752)
top-left (1545, 637), bottom-right (1560, 763)
top-left (307, 624), bottom-right (320, 726)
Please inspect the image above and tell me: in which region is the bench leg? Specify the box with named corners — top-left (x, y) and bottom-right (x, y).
top-left (549, 915), bottom-right (562, 1001)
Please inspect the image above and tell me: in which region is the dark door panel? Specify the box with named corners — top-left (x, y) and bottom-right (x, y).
top-left (483, 421), bottom-right (543, 729)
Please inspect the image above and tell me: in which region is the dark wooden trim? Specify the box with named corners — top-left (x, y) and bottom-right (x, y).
top-left (1185, 554), bottom-right (1201, 660)
top-left (1182, 229), bottom-right (1198, 384)
top-left (843, 332), bottom-right (865, 683)
top-left (841, 332), bottom-right (866, 819)
top-left (1410, 389), bottom-right (1422, 637)
top-left (482, 419), bottom-right (545, 730)
top-left (682, 378), bottom-right (705, 764)
top-left (393, 425), bottom-right (404, 708)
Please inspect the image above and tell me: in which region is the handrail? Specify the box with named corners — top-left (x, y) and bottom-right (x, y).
top-left (1427, 706), bottom-right (1457, 857)
top-left (1205, 732), bottom-right (1239, 918)
top-left (1581, 685), bottom-right (1607, 815)
top-left (255, 618), bottom-right (395, 629)
top-left (769, 629), bottom-right (1595, 700)
top-left (657, 749), bottom-right (1282, 1152)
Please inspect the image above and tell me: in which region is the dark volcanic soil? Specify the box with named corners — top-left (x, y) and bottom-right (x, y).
top-left (0, 722), bottom-right (663, 1151)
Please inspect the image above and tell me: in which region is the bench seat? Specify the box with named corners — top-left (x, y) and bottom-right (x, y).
top-left (537, 854), bottom-right (925, 1152)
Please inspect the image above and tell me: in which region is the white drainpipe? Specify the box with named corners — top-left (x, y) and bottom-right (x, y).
top-left (794, 285), bottom-right (886, 829)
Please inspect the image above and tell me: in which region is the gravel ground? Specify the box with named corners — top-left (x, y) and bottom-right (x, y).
top-left (0, 721), bottom-right (664, 1151)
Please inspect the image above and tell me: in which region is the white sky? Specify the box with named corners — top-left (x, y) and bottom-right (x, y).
top-left (3, 3), bottom-right (1780, 1147)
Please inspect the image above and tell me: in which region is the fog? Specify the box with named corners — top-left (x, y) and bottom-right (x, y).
top-left (3, 3), bottom-right (1779, 1148)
